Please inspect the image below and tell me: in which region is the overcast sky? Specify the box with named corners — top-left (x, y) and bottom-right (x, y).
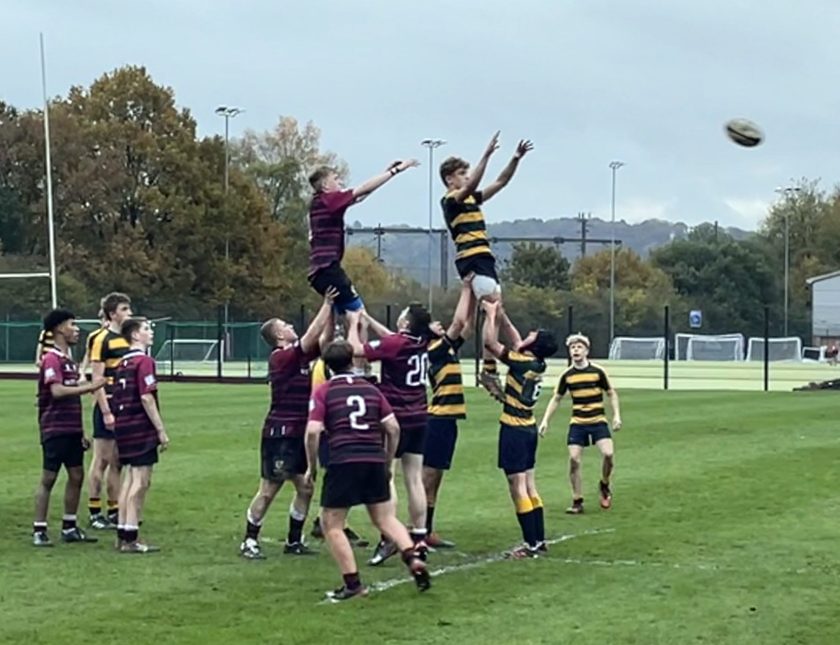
top-left (3, 0), bottom-right (840, 231)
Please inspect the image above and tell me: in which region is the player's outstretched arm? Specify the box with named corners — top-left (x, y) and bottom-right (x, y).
top-left (352, 158), bottom-right (420, 201)
top-left (451, 131), bottom-right (500, 203)
top-left (346, 310), bottom-right (367, 357)
top-left (482, 300), bottom-right (506, 358)
top-left (362, 310), bottom-right (393, 340)
top-left (301, 287), bottom-right (339, 354)
top-left (498, 304), bottom-right (522, 348)
top-left (447, 274), bottom-right (475, 340)
top-left (481, 139), bottom-right (533, 202)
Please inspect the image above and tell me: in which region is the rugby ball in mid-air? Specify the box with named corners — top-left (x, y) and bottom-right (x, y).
top-left (724, 118), bottom-right (764, 148)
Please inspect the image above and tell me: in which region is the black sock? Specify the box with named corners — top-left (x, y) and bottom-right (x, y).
top-left (287, 516), bottom-right (305, 544)
top-left (380, 533), bottom-right (388, 544)
top-left (533, 506), bottom-right (545, 543)
top-left (409, 528), bottom-right (427, 545)
top-left (574, 497), bottom-right (584, 506)
top-left (483, 358), bottom-right (498, 374)
top-left (124, 528), bottom-right (139, 543)
top-left (107, 501), bottom-right (118, 523)
top-left (426, 505), bottom-right (435, 533)
top-left (117, 527), bottom-right (126, 541)
top-left (88, 497), bottom-right (102, 517)
top-left (62, 515), bottom-right (77, 531)
top-left (343, 572), bottom-right (361, 590)
top-left (245, 520), bottom-right (261, 541)
top-left (33, 522), bottom-right (47, 534)
top-left (516, 510), bottom-right (538, 548)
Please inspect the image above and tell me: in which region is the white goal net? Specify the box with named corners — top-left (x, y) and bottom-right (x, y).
top-left (155, 339), bottom-right (221, 364)
top-left (680, 333), bottom-right (745, 361)
top-left (608, 336), bottom-right (666, 360)
top-left (746, 337), bottom-right (803, 362)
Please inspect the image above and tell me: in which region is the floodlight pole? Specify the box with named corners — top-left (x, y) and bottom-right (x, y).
top-left (608, 161), bottom-right (625, 343)
top-left (215, 106), bottom-right (243, 331)
top-left (421, 138), bottom-right (446, 313)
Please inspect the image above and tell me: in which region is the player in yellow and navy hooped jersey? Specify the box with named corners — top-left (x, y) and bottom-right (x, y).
top-left (539, 333), bottom-right (622, 515)
top-left (482, 300), bottom-right (558, 559)
top-left (439, 132), bottom-right (533, 402)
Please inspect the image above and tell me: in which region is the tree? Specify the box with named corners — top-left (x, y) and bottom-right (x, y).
top-left (501, 242), bottom-right (570, 291)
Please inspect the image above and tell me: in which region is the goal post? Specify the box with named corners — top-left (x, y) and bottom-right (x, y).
top-left (608, 336), bottom-right (666, 360)
top-left (746, 337), bottom-right (803, 362)
top-left (682, 333), bottom-right (745, 361)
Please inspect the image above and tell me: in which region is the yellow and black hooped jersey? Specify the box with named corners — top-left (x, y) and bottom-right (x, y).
top-left (311, 358), bottom-right (330, 389)
top-left (441, 191), bottom-right (493, 263)
top-left (427, 334), bottom-right (466, 419)
top-left (86, 326), bottom-right (108, 357)
top-left (38, 330), bottom-right (55, 349)
top-left (555, 362), bottom-right (612, 426)
top-left (499, 349), bottom-right (546, 428)
top-left (89, 328), bottom-right (130, 396)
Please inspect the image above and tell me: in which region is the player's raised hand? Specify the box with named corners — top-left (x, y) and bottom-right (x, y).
top-left (481, 299), bottom-right (500, 315)
top-left (397, 158), bottom-right (420, 172)
top-left (429, 321), bottom-right (445, 337)
top-left (324, 286), bottom-right (340, 303)
top-left (514, 139), bottom-right (534, 159)
top-left (483, 131), bottom-right (501, 158)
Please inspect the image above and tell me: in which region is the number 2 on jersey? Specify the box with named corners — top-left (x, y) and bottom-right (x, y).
top-left (346, 395), bottom-right (370, 430)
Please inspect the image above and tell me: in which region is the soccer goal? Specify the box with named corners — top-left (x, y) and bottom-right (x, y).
top-left (155, 339), bottom-right (221, 364)
top-left (608, 336), bottom-right (666, 360)
top-left (746, 337), bottom-right (803, 362)
top-left (681, 333), bottom-right (745, 361)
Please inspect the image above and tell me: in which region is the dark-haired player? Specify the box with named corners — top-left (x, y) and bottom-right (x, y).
top-left (347, 306), bottom-right (431, 565)
top-left (539, 333), bottom-right (622, 514)
top-left (113, 317), bottom-right (169, 553)
top-left (439, 133), bottom-right (533, 399)
top-left (239, 291), bottom-right (337, 559)
top-left (33, 309), bottom-right (106, 547)
top-left (87, 292), bottom-right (133, 529)
top-left (482, 300), bottom-right (558, 559)
top-left (304, 341), bottom-right (430, 601)
top-left (307, 159), bottom-right (418, 317)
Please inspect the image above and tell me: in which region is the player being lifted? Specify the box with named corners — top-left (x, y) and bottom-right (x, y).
top-left (482, 300), bottom-right (557, 558)
top-left (439, 132), bottom-right (533, 399)
top-left (239, 290), bottom-right (338, 560)
top-left (423, 276), bottom-right (474, 548)
top-left (33, 309), bottom-right (106, 546)
top-left (346, 305), bottom-right (432, 565)
top-left (539, 333), bottom-right (622, 514)
top-left (304, 341), bottom-right (431, 601)
top-left (307, 158), bottom-right (419, 319)
top-left (87, 292), bottom-right (133, 529)
top-left (113, 318), bottom-right (169, 553)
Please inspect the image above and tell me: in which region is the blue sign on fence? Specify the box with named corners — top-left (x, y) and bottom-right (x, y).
top-left (689, 310), bottom-right (702, 329)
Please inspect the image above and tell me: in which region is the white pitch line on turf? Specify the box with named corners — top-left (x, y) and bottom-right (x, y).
top-left (367, 528), bottom-right (616, 594)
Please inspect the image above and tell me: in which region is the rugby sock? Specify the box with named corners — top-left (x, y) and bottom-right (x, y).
top-left (107, 500), bottom-right (119, 522)
top-left (401, 547), bottom-right (420, 565)
top-left (515, 497), bottom-right (537, 547)
top-left (530, 496), bottom-right (545, 543)
top-left (33, 521), bottom-right (48, 534)
top-left (425, 505), bottom-right (436, 534)
top-left (482, 358), bottom-right (498, 375)
top-left (61, 514), bottom-right (77, 531)
top-left (287, 504), bottom-right (306, 544)
top-left (124, 526), bottom-right (139, 544)
top-left (246, 510), bottom-right (262, 540)
top-left (88, 497), bottom-right (102, 518)
top-left (409, 528), bottom-right (427, 545)
top-left (117, 526), bottom-right (126, 542)
top-left (343, 572), bottom-right (361, 591)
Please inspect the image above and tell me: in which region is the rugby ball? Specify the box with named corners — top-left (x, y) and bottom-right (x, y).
top-left (724, 118), bottom-right (764, 148)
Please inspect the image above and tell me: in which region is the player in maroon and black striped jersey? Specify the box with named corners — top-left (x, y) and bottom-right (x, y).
top-left (307, 160), bottom-right (419, 317)
top-left (32, 309), bottom-right (106, 547)
top-left (347, 305), bottom-right (433, 566)
top-left (238, 290), bottom-right (338, 560)
top-left (113, 318), bottom-right (169, 553)
top-left (304, 341), bottom-right (430, 602)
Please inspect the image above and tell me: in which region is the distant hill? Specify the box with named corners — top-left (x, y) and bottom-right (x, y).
top-left (346, 217), bottom-right (752, 286)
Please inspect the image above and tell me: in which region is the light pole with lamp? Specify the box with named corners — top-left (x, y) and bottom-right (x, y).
top-left (215, 105), bottom-right (243, 332)
top-left (421, 138), bottom-right (447, 312)
top-left (609, 160), bottom-right (625, 343)
top-left (775, 185), bottom-right (800, 336)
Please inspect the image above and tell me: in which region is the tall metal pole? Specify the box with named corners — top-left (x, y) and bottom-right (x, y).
top-left (608, 160), bottom-right (625, 344)
top-left (40, 34), bottom-right (58, 308)
top-left (775, 186), bottom-right (799, 337)
top-left (215, 106), bottom-right (242, 332)
top-left (421, 138), bottom-right (446, 313)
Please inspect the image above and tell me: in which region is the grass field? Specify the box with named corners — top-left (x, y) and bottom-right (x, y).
top-left (1, 381), bottom-right (839, 644)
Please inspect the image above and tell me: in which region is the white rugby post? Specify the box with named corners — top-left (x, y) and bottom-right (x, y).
top-left (41, 34), bottom-right (58, 308)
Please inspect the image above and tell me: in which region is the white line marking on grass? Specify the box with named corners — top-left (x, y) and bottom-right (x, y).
top-left (367, 528), bottom-right (615, 595)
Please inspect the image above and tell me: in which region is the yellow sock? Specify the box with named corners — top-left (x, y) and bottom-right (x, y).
top-left (515, 497), bottom-right (534, 514)
top-left (530, 495), bottom-right (543, 510)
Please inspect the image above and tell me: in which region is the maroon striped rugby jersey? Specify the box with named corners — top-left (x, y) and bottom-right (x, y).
top-left (308, 375), bottom-right (394, 465)
top-left (364, 332), bottom-right (428, 432)
top-left (38, 349), bottom-right (83, 442)
top-left (307, 189), bottom-right (355, 277)
top-left (263, 342), bottom-right (319, 439)
top-left (113, 351), bottom-right (160, 458)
